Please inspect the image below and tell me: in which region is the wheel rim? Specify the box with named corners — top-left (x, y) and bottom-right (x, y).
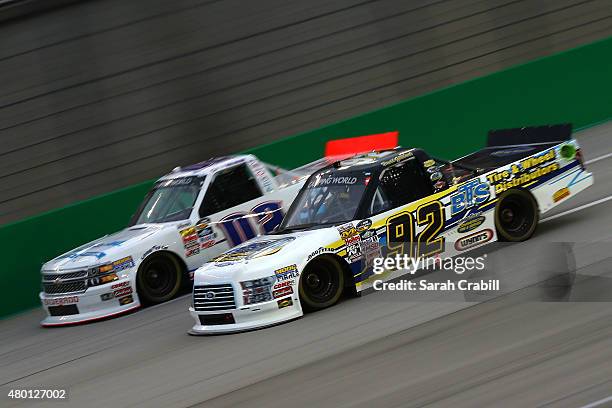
top-left (499, 195), bottom-right (534, 237)
top-left (302, 262), bottom-right (340, 304)
top-left (142, 258), bottom-right (177, 298)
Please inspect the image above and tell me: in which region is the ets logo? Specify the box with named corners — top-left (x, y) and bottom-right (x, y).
top-left (450, 180), bottom-right (490, 215)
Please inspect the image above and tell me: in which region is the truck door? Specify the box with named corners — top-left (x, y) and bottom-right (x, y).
top-left (193, 163), bottom-right (264, 257)
top-left (371, 158), bottom-right (445, 259)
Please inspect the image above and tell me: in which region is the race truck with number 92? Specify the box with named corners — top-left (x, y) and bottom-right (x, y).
top-left (189, 124), bottom-right (593, 334)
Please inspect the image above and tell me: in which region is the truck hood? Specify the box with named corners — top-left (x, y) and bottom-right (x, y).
top-left (195, 227), bottom-right (341, 283)
top-left (43, 224), bottom-right (164, 271)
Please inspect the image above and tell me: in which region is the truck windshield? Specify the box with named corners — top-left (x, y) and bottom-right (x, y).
top-left (131, 177), bottom-right (205, 225)
top-left (281, 170), bottom-right (369, 230)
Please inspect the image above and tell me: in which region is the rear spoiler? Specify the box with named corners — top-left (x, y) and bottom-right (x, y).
top-left (487, 124), bottom-right (572, 147)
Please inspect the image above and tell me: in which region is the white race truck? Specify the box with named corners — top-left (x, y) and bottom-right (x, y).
top-left (39, 154), bottom-right (321, 326)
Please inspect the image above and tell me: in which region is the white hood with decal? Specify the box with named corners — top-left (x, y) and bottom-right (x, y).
top-left (42, 224), bottom-right (164, 271)
top-left (194, 227), bottom-right (341, 284)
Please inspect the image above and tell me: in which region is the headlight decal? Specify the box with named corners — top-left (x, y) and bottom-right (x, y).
top-left (88, 256), bottom-right (134, 287)
top-left (240, 276), bottom-right (275, 305)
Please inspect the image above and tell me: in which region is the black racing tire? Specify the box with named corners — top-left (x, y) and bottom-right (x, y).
top-left (299, 256), bottom-right (344, 312)
top-left (494, 189), bottom-right (539, 242)
top-left (137, 254), bottom-right (183, 305)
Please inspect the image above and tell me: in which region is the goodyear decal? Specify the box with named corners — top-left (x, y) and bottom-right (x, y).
top-left (277, 297), bottom-right (293, 309)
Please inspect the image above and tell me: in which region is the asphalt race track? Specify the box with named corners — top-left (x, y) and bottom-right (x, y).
top-left (1, 122), bottom-right (611, 408)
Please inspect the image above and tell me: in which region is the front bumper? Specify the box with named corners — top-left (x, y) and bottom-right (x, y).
top-left (189, 294), bottom-right (302, 334)
top-left (39, 278), bottom-right (140, 327)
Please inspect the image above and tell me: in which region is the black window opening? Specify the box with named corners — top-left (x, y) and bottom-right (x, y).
top-left (377, 159), bottom-right (433, 210)
top-left (199, 164), bottom-right (262, 217)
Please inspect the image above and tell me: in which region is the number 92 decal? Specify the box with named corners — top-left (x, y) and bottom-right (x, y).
top-left (385, 201), bottom-right (445, 258)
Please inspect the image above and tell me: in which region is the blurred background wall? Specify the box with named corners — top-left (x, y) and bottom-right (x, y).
top-left (0, 0), bottom-right (610, 225)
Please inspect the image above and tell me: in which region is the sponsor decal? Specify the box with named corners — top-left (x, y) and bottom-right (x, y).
top-left (337, 223), bottom-right (359, 240)
top-left (273, 280), bottom-right (294, 289)
top-left (101, 284), bottom-right (133, 301)
top-left (346, 242), bottom-right (362, 262)
top-left (274, 264), bottom-right (299, 281)
top-left (307, 247), bottom-right (334, 261)
top-left (457, 216), bottom-right (486, 233)
top-left (100, 293), bottom-right (114, 301)
top-left (560, 144), bottom-right (576, 160)
top-left (249, 160), bottom-right (275, 193)
top-left (381, 151), bottom-right (413, 167)
top-left (141, 245), bottom-right (168, 260)
top-left (180, 227), bottom-right (197, 238)
top-left (423, 159), bottom-right (435, 168)
top-left (43, 296), bottom-right (79, 306)
top-left (277, 297), bottom-right (293, 309)
top-left (195, 218), bottom-right (216, 240)
top-left (112, 256), bottom-right (135, 272)
top-left (360, 229), bottom-right (377, 239)
top-left (308, 176), bottom-right (358, 188)
top-left (553, 187), bottom-right (570, 202)
top-left (450, 180), bottom-right (491, 215)
top-left (118, 295), bottom-right (134, 305)
top-left (200, 239), bottom-right (216, 249)
top-left (113, 287), bottom-right (133, 298)
top-left (273, 280), bottom-right (294, 298)
top-left (341, 227), bottom-right (363, 262)
top-left (486, 148), bottom-right (559, 194)
top-left (185, 242), bottom-right (200, 257)
top-left (181, 230), bottom-right (198, 243)
top-left (360, 236), bottom-right (381, 269)
top-left (355, 219), bottom-right (372, 232)
top-left (213, 238), bottom-right (294, 262)
top-left (454, 229), bottom-right (494, 251)
top-left (180, 226), bottom-right (200, 257)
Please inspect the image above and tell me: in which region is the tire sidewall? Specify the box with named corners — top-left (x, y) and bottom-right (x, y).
top-left (299, 256), bottom-right (344, 311)
top-left (137, 254), bottom-right (183, 305)
top-left (494, 189), bottom-right (539, 242)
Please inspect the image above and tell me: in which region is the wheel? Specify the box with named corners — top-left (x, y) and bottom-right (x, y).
top-left (137, 254), bottom-right (183, 305)
top-left (494, 189), bottom-right (539, 242)
top-left (299, 256), bottom-right (344, 311)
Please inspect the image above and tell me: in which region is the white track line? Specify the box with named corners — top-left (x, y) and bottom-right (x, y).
top-left (585, 151), bottom-right (612, 165)
top-left (542, 195), bottom-right (612, 223)
top-left (579, 395), bottom-right (612, 408)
